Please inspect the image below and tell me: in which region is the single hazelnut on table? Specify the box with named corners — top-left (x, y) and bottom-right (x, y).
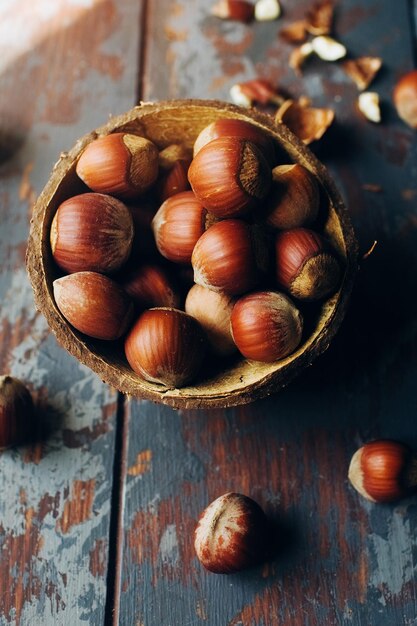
top-left (0, 376), bottom-right (35, 450)
top-left (264, 164), bottom-right (320, 230)
top-left (152, 191), bottom-right (208, 264)
top-left (120, 264), bottom-right (181, 311)
top-left (393, 70), bottom-right (417, 129)
top-left (76, 132), bottom-right (159, 198)
top-left (53, 271), bottom-right (134, 341)
top-left (275, 228), bottom-right (342, 301)
top-left (188, 136), bottom-right (271, 218)
top-left (193, 118), bottom-right (276, 165)
top-left (194, 492), bottom-right (270, 574)
top-left (230, 290), bottom-right (303, 362)
top-left (50, 193), bottom-right (134, 275)
top-left (348, 440), bottom-right (417, 503)
top-left (191, 219), bottom-right (268, 296)
top-left (124, 308), bottom-right (207, 388)
top-left (185, 284), bottom-right (236, 356)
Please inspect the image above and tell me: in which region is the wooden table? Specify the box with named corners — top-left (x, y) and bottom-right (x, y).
top-left (0, 1), bottom-right (416, 624)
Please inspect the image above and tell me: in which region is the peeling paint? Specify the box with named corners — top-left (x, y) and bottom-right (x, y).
top-left (369, 508), bottom-right (416, 599)
top-left (57, 479), bottom-right (96, 534)
top-left (159, 523), bottom-right (179, 566)
top-left (89, 538), bottom-right (107, 578)
top-left (128, 449), bottom-right (153, 476)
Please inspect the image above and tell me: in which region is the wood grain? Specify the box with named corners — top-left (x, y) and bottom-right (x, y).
top-left (118, 0), bottom-right (417, 624)
top-left (0, 1), bottom-right (142, 623)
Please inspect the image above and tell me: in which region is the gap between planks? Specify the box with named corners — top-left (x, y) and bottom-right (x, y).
top-left (104, 391), bottom-right (129, 626)
top-left (104, 1), bottom-right (150, 623)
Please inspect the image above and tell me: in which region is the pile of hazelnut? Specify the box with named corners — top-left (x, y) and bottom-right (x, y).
top-left (50, 118), bottom-right (343, 388)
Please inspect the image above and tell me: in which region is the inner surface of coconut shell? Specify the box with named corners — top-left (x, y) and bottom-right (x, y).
top-left (26, 100), bottom-right (357, 409)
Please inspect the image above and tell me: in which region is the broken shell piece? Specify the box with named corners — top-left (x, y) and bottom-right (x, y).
top-left (311, 36), bottom-right (347, 61)
top-left (230, 79), bottom-right (285, 106)
top-left (305, 0), bottom-right (334, 36)
top-left (229, 84), bottom-right (252, 107)
top-left (342, 57), bottom-right (382, 91)
top-left (279, 20), bottom-right (308, 44)
top-left (211, 0), bottom-right (255, 22)
top-left (254, 0), bottom-right (281, 21)
top-left (275, 99), bottom-right (335, 144)
top-left (289, 42), bottom-right (314, 75)
top-left (358, 92), bottom-right (381, 123)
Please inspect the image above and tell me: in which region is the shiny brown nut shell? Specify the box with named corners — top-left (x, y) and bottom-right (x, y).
top-left (191, 219), bottom-right (264, 296)
top-left (348, 440), bottom-right (417, 503)
top-left (231, 290), bottom-right (303, 362)
top-left (50, 193), bottom-right (134, 274)
top-left (53, 271), bottom-right (134, 341)
top-left (152, 191), bottom-right (207, 264)
top-left (194, 492), bottom-right (269, 574)
top-left (188, 136), bottom-right (271, 219)
top-left (124, 308), bottom-right (207, 388)
top-left (275, 228), bottom-right (341, 301)
top-left (76, 132), bottom-right (159, 198)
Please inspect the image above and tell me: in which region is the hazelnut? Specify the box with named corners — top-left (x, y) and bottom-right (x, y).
top-left (124, 308), bottom-right (207, 388)
top-left (211, 0), bottom-right (255, 22)
top-left (357, 92), bottom-right (381, 124)
top-left (393, 70), bottom-right (417, 129)
top-left (229, 79), bottom-right (284, 108)
top-left (191, 219), bottom-right (267, 296)
top-left (158, 144), bottom-right (192, 201)
top-left (159, 160), bottom-right (191, 202)
top-left (0, 376), bottom-right (35, 450)
top-left (53, 271), bottom-right (134, 340)
top-left (348, 440), bottom-right (417, 503)
top-left (193, 118), bottom-right (275, 164)
top-left (265, 164), bottom-right (320, 230)
top-left (230, 290), bottom-right (303, 362)
top-left (275, 228), bottom-right (341, 301)
top-left (120, 264), bottom-right (181, 310)
top-left (254, 0), bottom-right (281, 22)
top-left (185, 284), bottom-right (236, 356)
top-left (310, 36), bottom-right (347, 61)
top-left (76, 133), bottom-right (159, 198)
top-left (188, 136), bottom-right (271, 219)
top-left (152, 191), bottom-right (208, 264)
top-left (50, 193), bottom-right (134, 274)
top-left (194, 492), bottom-right (269, 574)
top-left (158, 144), bottom-right (191, 169)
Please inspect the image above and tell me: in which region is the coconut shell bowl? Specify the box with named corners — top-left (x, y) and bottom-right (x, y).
top-left (26, 100), bottom-right (357, 409)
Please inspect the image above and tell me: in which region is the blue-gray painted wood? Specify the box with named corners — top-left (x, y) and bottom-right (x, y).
top-left (0, 1), bottom-right (142, 623)
top-left (119, 1), bottom-right (417, 624)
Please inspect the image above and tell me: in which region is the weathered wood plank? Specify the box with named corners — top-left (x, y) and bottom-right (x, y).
top-left (0, 1), bottom-right (142, 623)
top-left (119, 0), bottom-right (417, 624)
